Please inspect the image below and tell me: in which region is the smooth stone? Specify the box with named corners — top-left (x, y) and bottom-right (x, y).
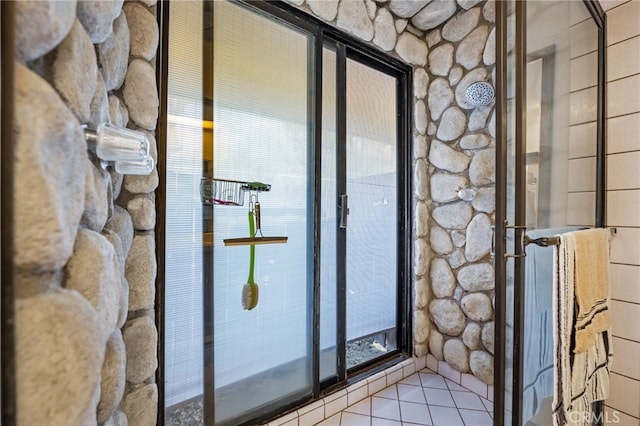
top-left (415, 100), bottom-right (428, 134)
top-left (415, 201), bottom-right (429, 238)
top-left (483, 0), bottom-right (495, 23)
top-left (389, 0), bottom-right (431, 18)
top-left (81, 159), bottom-right (112, 232)
top-left (429, 299), bottom-right (466, 336)
top-left (123, 315), bottom-right (158, 383)
top-left (15, 0), bottom-right (76, 61)
top-left (414, 67), bottom-right (430, 99)
top-left (127, 195), bottom-right (156, 231)
top-left (432, 202), bottom-right (473, 230)
top-left (472, 187), bottom-right (495, 213)
top-left (457, 0), bottom-right (484, 10)
top-left (460, 133), bottom-right (491, 150)
top-left (448, 249), bottom-right (467, 269)
top-left (337, 0), bottom-right (374, 41)
top-left (461, 292), bottom-right (493, 321)
top-left (108, 95), bottom-right (129, 128)
top-left (469, 105), bottom-right (492, 131)
top-left (122, 59), bottom-right (159, 130)
top-left (125, 233), bottom-right (157, 311)
top-left (98, 12), bottom-right (130, 92)
top-left (427, 122), bottom-right (437, 136)
top-left (414, 310), bottom-right (430, 344)
top-left (414, 159), bottom-right (429, 200)
top-left (373, 8), bottom-right (397, 51)
top-left (449, 66), bottom-right (463, 86)
top-left (123, 168), bottom-right (159, 194)
top-left (121, 384), bottom-right (158, 426)
top-left (428, 44), bottom-right (454, 77)
top-left (395, 32), bottom-right (428, 66)
top-left (457, 26), bottom-right (490, 70)
top-left (482, 321), bottom-right (495, 354)
top-left (451, 230), bottom-right (466, 247)
top-left (414, 238), bottom-right (430, 277)
top-left (77, 0), bottom-right (118, 43)
top-left (484, 27), bottom-right (496, 66)
top-left (89, 66), bottom-right (110, 129)
top-left (443, 338), bottom-right (470, 372)
top-left (425, 28), bottom-right (441, 48)
top-left (411, 0), bottom-right (457, 31)
top-left (431, 226), bottom-right (454, 255)
top-left (308, 0), bottom-right (339, 21)
top-left (470, 350), bottom-right (494, 384)
top-left (428, 78), bottom-right (454, 121)
top-left (429, 328), bottom-right (445, 360)
top-left (365, 0), bottom-right (377, 20)
top-left (457, 263), bottom-right (495, 291)
top-left (436, 107), bottom-right (467, 141)
top-left (469, 148), bottom-right (496, 186)
top-left (414, 134), bottom-right (428, 160)
top-left (429, 140), bottom-right (471, 173)
top-left (415, 276), bottom-right (430, 309)
top-left (442, 8), bottom-right (480, 42)
top-left (455, 68), bottom-right (489, 110)
top-left (430, 173), bottom-right (469, 203)
top-left (395, 18), bottom-right (408, 33)
top-left (465, 213), bottom-right (492, 262)
top-left (105, 206), bottom-right (134, 260)
top-left (123, 2), bottom-right (159, 61)
top-left (430, 258), bottom-right (456, 298)
top-left (462, 322), bottom-right (482, 350)
top-left (97, 329), bottom-right (127, 423)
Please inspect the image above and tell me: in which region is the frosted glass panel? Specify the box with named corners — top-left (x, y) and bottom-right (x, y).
top-left (211, 1), bottom-right (312, 423)
top-left (345, 58), bottom-right (398, 366)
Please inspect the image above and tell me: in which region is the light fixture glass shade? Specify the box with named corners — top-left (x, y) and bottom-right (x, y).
top-left (114, 155), bottom-right (154, 175)
top-left (91, 123), bottom-right (149, 161)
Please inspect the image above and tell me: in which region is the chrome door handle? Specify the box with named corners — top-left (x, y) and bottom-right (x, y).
top-left (339, 194), bottom-right (349, 229)
top-left (503, 222), bottom-right (527, 259)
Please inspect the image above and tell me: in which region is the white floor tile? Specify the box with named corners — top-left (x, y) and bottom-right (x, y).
top-left (341, 412), bottom-right (372, 426)
top-left (419, 373), bottom-right (448, 390)
top-left (458, 409), bottom-right (493, 426)
top-left (375, 385), bottom-right (399, 400)
top-left (345, 397), bottom-right (371, 416)
top-left (445, 379), bottom-right (466, 392)
top-left (398, 384), bottom-right (427, 404)
top-left (399, 373), bottom-right (423, 387)
top-left (317, 412), bottom-right (341, 426)
top-left (399, 401), bottom-right (432, 425)
top-left (450, 391), bottom-right (485, 411)
top-left (480, 397), bottom-right (493, 413)
top-left (372, 397), bottom-right (401, 421)
top-left (428, 406), bottom-right (464, 426)
top-left (424, 388), bottom-right (455, 407)
top-left (371, 418), bottom-right (402, 426)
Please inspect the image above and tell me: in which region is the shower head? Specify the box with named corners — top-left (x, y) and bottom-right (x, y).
top-left (465, 82), bottom-right (495, 107)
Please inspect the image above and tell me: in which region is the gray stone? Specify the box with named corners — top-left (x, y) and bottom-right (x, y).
top-left (395, 32), bottom-right (428, 66)
top-left (457, 0), bottom-right (484, 9)
top-left (64, 228), bottom-right (121, 333)
top-left (337, 0), bottom-right (374, 41)
top-left (454, 286), bottom-right (464, 301)
top-left (465, 214), bottom-right (492, 262)
top-left (448, 249), bottom-right (467, 269)
top-left (123, 168), bottom-right (160, 194)
top-left (121, 384), bottom-right (158, 426)
top-left (431, 173), bottom-right (469, 203)
top-left (415, 276), bottom-right (430, 309)
top-left (77, 0), bottom-right (118, 43)
top-left (431, 226), bottom-right (453, 255)
top-left (488, 109), bottom-right (496, 138)
top-left (430, 258), bottom-right (456, 298)
top-left (112, 169), bottom-right (124, 199)
top-left (395, 18), bottom-right (409, 33)
top-left (449, 66), bottom-right (463, 86)
top-left (425, 28), bottom-right (441, 48)
top-left (436, 107), bottom-right (467, 141)
top-left (460, 133), bottom-right (490, 150)
top-left (429, 328), bottom-right (444, 360)
top-left (415, 201), bottom-right (429, 238)
top-left (429, 299), bottom-right (466, 336)
top-left (442, 8), bottom-right (480, 42)
top-left (428, 78), bottom-right (454, 121)
top-left (123, 59), bottom-right (159, 130)
top-left (104, 411), bottom-right (128, 426)
top-left (389, 0), bottom-right (431, 18)
top-left (461, 292), bottom-right (493, 321)
top-left (15, 0), bottom-right (76, 61)
top-left (102, 229), bottom-right (129, 328)
top-left (414, 134), bottom-right (428, 160)
top-left (428, 44), bottom-right (454, 77)
top-left (123, 315), bottom-right (158, 383)
top-left (14, 63), bottom-right (86, 272)
top-left (415, 100), bottom-right (428, 135)
top-left (127, 195), bottom-right (156, 231)
top-left (443, 338), bottom-right (469, 372)
top-left (429, 140), bottom-right (471, 173)
top-left (414, 238), bottom-right (430, 277)
top-left (451, 231), bottom-right (466, 247)
top-left (472, 187), bottom-right (495, 213)
top-left (105, 206), bottom-right (134, 260)
top-left (455, 68), bottom-right (489, 109)
top-left (411, 0), bottom-right (457, 31)
top-left (414, 68), bottom-right (429, 99)
top-left (469, 105), bottom-right (492, 131)
top-left (284, 0), bottom-right (304, 5)
top-left (365, 0), bottom-right (377, 20)
top-left (427, 122), bottom-right (437, 136)
top-left (123, 2), bottom-right (159, 61)
top-left (483, 0), bottom-right (495, 23)
top-left (98, 12), bottom-right (130, 92)
top-left (470, 350), bottom-right (494, 384)
top-left (469, 148), bottom-right (495, 186)
top-left (462, 322), bottom-right (482, 350)
top-left (308, 0), bottom-right (339, 21)
top-left (432, 202), bottom-right (473, 230)
top-left (89, 69), bottom-right (110, 129)
top-left (414, 159), bottom-right (429, 200)
top-left (109, 95), bottom-right (129, 128)
top-left (484, 27), bottom-right (496, 66)
top-left (457, 26), bottom-right (490, 70)
top-left (48, 19), bottom-right (98, 123)
top-left (482, 321), bottom-right (494, 354)
top-left (125, 233), bottom-right (157, 311)
top-left (97, 329), bottom-right (127, 424)
top-left (414, 310), bottom-right (430, 344)
top-left (457, 263), bottom-right (495, 291)
top-left (16, 289), bottom-right (105, 426)
top-left (373, 8), bottom-right (397, 51)
top-left (81, 160), bottom-right (112, 232)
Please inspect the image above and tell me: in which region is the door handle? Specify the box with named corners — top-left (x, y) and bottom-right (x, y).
top-left (503, 222), bottom-right (527, 259)
top-left (339, 194), bottom-right (349, 229)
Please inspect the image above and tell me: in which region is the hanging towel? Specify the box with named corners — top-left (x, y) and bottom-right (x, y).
top-left (573, 228), bottom-right (611, 353)
top-left (552, 230), bottom-right (613, 426)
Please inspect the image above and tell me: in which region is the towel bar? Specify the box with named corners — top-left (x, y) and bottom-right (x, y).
top-left (524, 227), bottom-right (617, 248)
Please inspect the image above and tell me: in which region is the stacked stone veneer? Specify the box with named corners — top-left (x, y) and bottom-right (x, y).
top-left (14, 1), bottom-right (159, 425)
top-left (288, 0), bottom-right (496, 384)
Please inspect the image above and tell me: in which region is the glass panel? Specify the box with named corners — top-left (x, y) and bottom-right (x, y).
top-left (522, 1), bottom-right (599, 424)
top-left (345, 58), bottom-right (398, 368)
top-left (320, 45), bottom-right (338, 382)
top-left (213, 1), bottom-right (312, 424)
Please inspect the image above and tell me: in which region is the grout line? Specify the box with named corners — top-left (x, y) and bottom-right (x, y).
top-left (604, 404), bottom-right (640, 420)
top-left (610, 298), bottom-right (640, 306)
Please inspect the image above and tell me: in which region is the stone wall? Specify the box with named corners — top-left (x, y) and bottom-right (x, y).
top-left (288, 0), bottom-right (496, 384)
top-left (13, 1), bottom-right (159, 425)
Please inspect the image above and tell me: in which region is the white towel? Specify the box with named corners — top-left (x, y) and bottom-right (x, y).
top-left (552, 231), bottom-right (613, 426)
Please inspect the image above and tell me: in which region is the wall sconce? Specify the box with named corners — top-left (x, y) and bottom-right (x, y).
top-left (84, 123), bottom-right (154, 175)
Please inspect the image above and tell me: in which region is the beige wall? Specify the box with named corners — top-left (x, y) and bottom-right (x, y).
top-left (602, 0), bottom-right (640, 423)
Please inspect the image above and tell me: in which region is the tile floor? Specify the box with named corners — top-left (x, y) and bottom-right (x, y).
top-left (315, 368), bottom-right (494, 426)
